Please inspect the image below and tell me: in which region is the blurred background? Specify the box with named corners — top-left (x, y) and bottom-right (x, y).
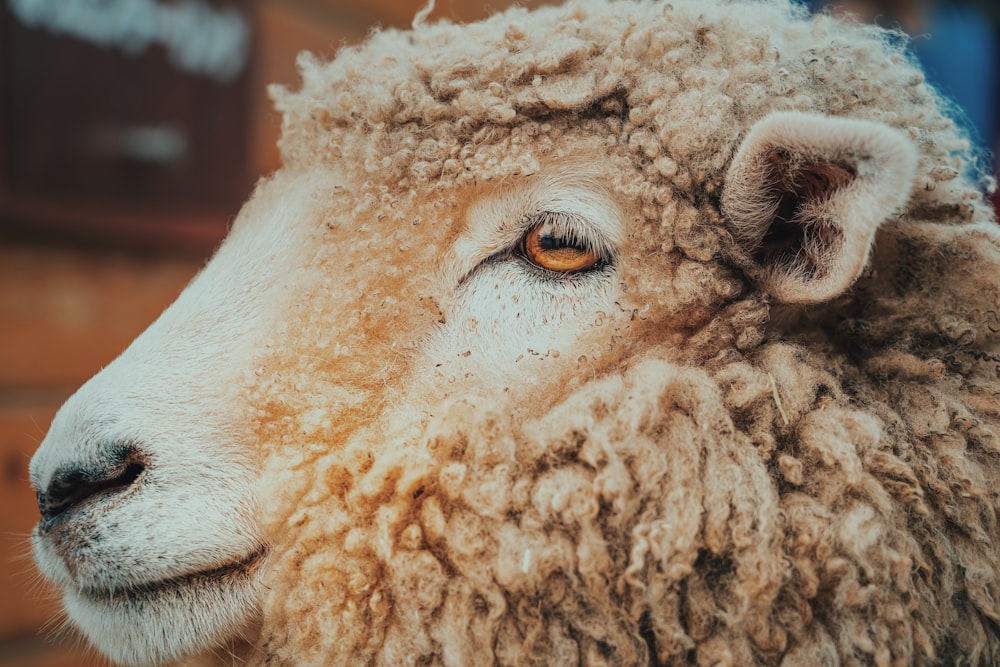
top-left (0, 1), bottom-right (996, 665)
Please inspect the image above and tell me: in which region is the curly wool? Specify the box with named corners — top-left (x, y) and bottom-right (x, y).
top-left (273, 0), bottom-right (989, 209)
top-left (245, 0), bottom-right (1000, 665)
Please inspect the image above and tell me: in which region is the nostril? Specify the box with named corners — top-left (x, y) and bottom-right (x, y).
top-left (37, 450), bottom-right (146, 523)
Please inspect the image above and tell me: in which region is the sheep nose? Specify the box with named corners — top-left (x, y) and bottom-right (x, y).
top-left (36, 447), bottom-right (146, 524)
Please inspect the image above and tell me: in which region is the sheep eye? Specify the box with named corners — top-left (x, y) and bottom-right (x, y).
top-left (521, 220), bottom-right (601, 273)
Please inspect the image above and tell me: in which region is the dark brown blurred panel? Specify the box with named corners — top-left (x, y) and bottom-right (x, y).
top-left (0, 0), bottom-right (254, 253)
top-left (0, 243), bottom-right (201, 390)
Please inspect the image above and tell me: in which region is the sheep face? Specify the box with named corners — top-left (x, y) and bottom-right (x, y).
top-left (27, 0), bottom-right (998, 664)
top-left (30, 110), bottom-right (921, 664)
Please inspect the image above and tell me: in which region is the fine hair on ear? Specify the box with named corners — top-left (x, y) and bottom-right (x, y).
top-left (722, 111), bottom-right (919, 304)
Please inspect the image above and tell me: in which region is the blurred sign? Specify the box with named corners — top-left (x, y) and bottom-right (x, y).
top-left (0, 0), bottom-right (254, 253)
top-left (7, 0), bottom-right (250, 81)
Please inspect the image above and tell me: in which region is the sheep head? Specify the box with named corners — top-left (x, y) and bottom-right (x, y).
top-left (28, 0), bottom-right (1000, 665)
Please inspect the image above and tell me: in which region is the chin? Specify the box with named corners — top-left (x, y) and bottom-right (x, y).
top-left (59, 547), bottom-right (267, 667)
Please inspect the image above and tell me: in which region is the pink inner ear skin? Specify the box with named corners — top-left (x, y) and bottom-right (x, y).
top-left (755, 149), bottom-right (856, 278)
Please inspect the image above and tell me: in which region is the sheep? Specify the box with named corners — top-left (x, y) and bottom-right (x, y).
top-left (28, 0), bottom-right (1000, 665)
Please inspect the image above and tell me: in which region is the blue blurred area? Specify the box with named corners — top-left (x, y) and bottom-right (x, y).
top-left (915, 2), bottom-right (999, 155)
top-left (808, 0), bottom-right (999, 167)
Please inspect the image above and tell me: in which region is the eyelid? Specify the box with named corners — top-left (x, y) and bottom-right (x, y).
top-left (455, 212), bottom-right (613, 284)
top-left (446, 179), bottom-right (624, 287)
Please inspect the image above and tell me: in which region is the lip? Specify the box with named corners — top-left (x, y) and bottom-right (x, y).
top-left (76, 545), bottom-right (268, 603)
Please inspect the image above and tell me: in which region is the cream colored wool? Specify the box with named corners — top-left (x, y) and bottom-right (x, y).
top-left (240, 0), bottom-right (1000, 665)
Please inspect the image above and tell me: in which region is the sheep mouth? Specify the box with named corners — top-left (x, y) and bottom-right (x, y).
top-left (77, 545), bottom-right (268, 603)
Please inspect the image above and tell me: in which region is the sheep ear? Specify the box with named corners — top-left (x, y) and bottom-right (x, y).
top-left (721, 111), bottom-right (918, 304)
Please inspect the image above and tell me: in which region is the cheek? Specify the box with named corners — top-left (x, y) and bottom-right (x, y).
top-left (414, 263), bottom-right (621, 397)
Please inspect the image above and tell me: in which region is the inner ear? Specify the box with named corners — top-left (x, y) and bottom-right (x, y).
top-left (722, 111), bottom-right (918, 305)
top-left (754, 150), bottom-right (856, 278)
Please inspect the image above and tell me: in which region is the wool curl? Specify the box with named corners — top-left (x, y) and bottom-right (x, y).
top-left (247, 0), bottom-right (1000, 665)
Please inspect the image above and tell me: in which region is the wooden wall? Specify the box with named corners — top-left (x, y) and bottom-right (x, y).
top-left (0, 1), bottom-right (533, 665)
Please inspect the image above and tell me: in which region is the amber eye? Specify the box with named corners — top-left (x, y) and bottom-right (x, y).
top-left (521, 221), bottom-right (601, 273)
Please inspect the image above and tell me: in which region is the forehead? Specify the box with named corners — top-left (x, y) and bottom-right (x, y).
top-left (271, 0), bottom-right (934, 234)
